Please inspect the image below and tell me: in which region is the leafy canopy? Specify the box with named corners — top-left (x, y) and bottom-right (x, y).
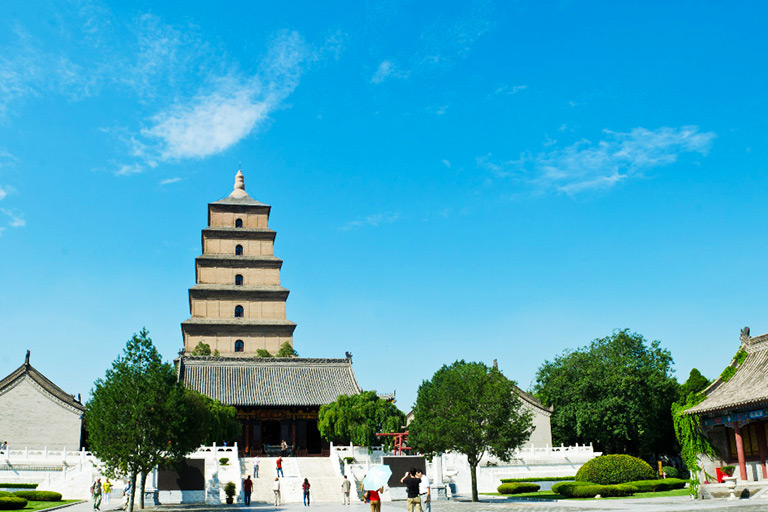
top-left (85, 329), bottom-right (238, 512)
top-left (318, 391), bottom-right (405, 447)
top-left (533, 329), bottom-right (678, 457)
top-left (408, 360), bottom-right (533, 502)
top-left (677, 368), bottom-right (710, 404)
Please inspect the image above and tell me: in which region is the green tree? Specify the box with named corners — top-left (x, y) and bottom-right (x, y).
top-left (678, 368), bottom-right (710, 404)
top-left (408, 361), bottom-right (533, 502)
top-left (533, 329), bottom-right (679, 458)
top-left (86, 329), bottom-right (237, 512)
top-left (276, 341), bottom-right (299, 357)
top-left (318, 391), bottom-right (405, 447)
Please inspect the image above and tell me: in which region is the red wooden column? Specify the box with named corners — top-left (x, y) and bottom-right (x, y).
top-left (734, 424), bottom-right (748, 480)
top-left (756, 421), bottom-right (768, 479)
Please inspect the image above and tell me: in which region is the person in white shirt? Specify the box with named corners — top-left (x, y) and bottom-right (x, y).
top-left (417, 469), bottom-right (431, 512)
top-left (273, 478), bottom-right (281, 506)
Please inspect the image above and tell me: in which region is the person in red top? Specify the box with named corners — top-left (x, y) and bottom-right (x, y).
top-left (276, 456), bottom-right (284, 477)
top-left (366, 487), bottom-right (382, 512)
top-left (242, 476), bottom-right (253, 506)
top-left (302, 478), bottom-right (311, 506)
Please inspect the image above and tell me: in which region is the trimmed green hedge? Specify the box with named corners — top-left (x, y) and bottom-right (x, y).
top-left (0, 493), bottom-right (12, 498)
top-left (0, 484), bottom-right (37, 489)
top-left (0, 497), bottom-right (27, 510)
top-left (497, 482), bottom-right (540, 494)
top-left (13, 491), bottom-right (62, 502)
top-left (625, 478), bottom-right (687, 492)
top-left (553, 480), bottom-right (637, 498)
top-left (576, 455), bottom-right (655, 485)
top-left (500, 476), bottom-right (575, 483)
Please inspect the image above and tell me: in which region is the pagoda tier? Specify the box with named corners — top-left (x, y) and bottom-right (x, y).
top-left (181, 171), bottom-right (296, 356)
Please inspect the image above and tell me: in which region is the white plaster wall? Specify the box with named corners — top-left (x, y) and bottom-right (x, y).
top-left (523, 401), bottom-right (553, 448)
top-left (0, 377), bottom-right (82, 450)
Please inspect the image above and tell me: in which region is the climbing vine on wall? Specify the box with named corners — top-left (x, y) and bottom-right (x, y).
top-left (672, 393), bottom-right (717, 497)
top-left (720, 348), bottom-right (748, 382)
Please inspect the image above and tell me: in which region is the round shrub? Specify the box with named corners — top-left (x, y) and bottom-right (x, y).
top-left (576, 455), bottom-right (655, 485)
top-left (497, 482), bottom-right (540, 494)
top-left (0, 497), bottom-right (27, 510)
top-left (662, 466), bottom-right (679, 478)
top-left (13, 490), bottom-right (62, 502)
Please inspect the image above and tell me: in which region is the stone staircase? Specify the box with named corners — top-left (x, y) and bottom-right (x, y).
top-left (239, 457), bottom-right (345, 503)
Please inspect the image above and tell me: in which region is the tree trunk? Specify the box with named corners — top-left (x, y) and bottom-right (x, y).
top-left (127, 472), bottom-right (137, 512)
top-left (139, 470), bottom-right (148, 509)
top-left (469, 461), bottom-right (478, 502)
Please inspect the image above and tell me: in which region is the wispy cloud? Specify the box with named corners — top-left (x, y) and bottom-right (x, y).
top-left (134, 31), bottom-right (310, 165)
top-left (341, 212), bottom-right (402, 230)
top-left (159, 177), bottom-right (181, 186)
top-left (371, 60), bottom-right (409, 84)
top-left (479, 126), bottom-right (716, 194)
top-left (492, 85), bottom-right (527, 96)
top-left (441, 159), bottom-right (451, 168)
top-left (0, 187), bottom-right (7, 201)
top-left (1, 208), bottom-right (25, 228)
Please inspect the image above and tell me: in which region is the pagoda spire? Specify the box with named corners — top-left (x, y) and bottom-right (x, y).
top-left (229, 169), bottom-right (250, 199)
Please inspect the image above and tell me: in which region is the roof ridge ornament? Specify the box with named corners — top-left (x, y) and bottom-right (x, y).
top-left (25, 350), bottom-right (30, 366)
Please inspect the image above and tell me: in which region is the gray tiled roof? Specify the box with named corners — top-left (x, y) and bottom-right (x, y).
top-left (0, 359), bottom-right (85, 412)
top-left (686, 333), bottom-right (768, 415)
top-left (211, 196), bottom-right (268, 207)
top-left (178, 356), bottom-right (362, 406)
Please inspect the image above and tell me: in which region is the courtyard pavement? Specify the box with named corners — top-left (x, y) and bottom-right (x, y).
top-left (54, 495), bottom-right (768, 512)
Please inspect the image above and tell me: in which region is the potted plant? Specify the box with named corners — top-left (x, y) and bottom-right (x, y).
top-left (721, 465), bottom-right (735, 477)
top-left (224, 482), bottom-right (237, 504)
top-left (219, 457), bottom-right (230, 466)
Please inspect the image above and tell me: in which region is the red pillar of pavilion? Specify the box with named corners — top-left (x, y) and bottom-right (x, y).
top-left (734, 424), bottom-right (748, 480)
top-left (756, 421), bottom-right (768, 479)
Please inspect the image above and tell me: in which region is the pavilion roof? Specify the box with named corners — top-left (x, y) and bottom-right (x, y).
top-left (177, 356), bottom-right (362, 407)
top-left (0, 353), bottom-right (85, 413)
top-left (686, 331), bottom-right (768, 416)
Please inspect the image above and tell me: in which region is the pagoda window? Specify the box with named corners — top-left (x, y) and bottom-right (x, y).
top-left (235, 274), bottom-right (244, 286)
top-left (235, 306), bottom-right (244, 318)
top-left (235, 340), bottom-right (244, 352)
top-left (235, 218), bottom-right (243, 228)
top-left (235, 245), bottom-right (243, 256)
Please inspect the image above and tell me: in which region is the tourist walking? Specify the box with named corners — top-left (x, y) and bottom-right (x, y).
top-left (302, 478), bottom-right (311, 506)
top-left (273, 478), bottom-right (281, 506)
top-left (0, 441), bottom-right (6, 451)
top-left (276, 456), bottom-right (284, 477)
top-left (103, 478), bottom-right (112, 505)
top-left (341, 475), bottom-right (351, 505)
top-left (91, 478), bottom-right (102, 511)
top-left (243, 476), bottom-right (253, 506)
top-left (366, 487), bottom-right (383, 512)
top-left (253, 458), bottom-right (259, 478)
top-left (417, 470), bottom-right (430, 512)
top-left (400, 468), bottom-right (421, 512)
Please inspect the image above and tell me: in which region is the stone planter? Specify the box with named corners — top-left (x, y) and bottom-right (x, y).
top-left (723, 476), bottom-right (738, 500)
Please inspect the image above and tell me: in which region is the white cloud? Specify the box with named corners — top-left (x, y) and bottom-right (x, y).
top-left (341, 212), bottom-right (401, 230)
top-left (480, 126), bottom-right (716, 194)
top-left (0, 187), bottom-right (7, 201)
top-left (135, 30), bottom-right (309, 165)
top-left (493, 85), bottom-right (527, 96)
top-left (1, 209), bottom-right (25, 228)
top-left (159, 177), bottom-right (181, 186)
top-left (371, 60), bottom-right (409, 84)
top-left (115, 163), bottom-right (144, 176)
top-left (441, 159), bottom-right (451, 168)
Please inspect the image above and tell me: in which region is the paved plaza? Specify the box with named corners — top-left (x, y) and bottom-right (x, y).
top-left (55, 495), bottom-right (768, 512)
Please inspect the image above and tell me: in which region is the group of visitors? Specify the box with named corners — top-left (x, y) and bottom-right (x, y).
top-left (400, 468), bottom-right (431, 512)
top-left (89, 478), bottom-right (114, 511)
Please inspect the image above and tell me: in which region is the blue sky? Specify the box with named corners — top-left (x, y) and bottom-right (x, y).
top-left (1, 1), bottom-right (767, 412)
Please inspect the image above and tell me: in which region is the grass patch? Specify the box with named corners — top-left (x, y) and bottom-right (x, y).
top-left (482, 491), bottom-right (563, 500)
top-left (23, 500), bottom-right (80, 511)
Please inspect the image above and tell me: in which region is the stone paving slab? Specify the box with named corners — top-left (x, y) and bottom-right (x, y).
top-left (59, 495), bottom-right (768, 512)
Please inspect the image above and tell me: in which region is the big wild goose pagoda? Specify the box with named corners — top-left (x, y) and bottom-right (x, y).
top-left (177, 170), bottom-right (362, 456)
